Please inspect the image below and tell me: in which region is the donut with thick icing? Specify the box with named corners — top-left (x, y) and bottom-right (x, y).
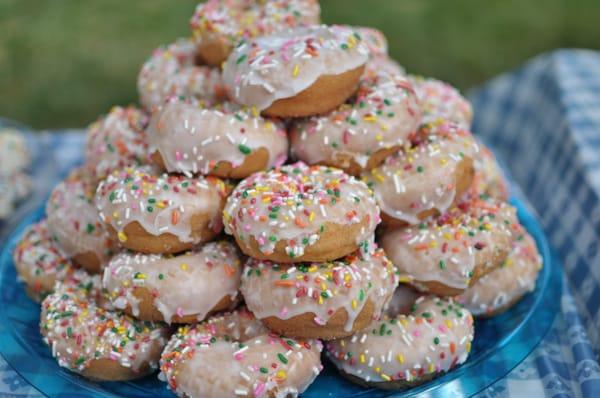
top-left (362, 119), bottom-right (478, 226)
top-left (223, 162), bottom-right (380, 263)
top-left (223, 25), bottom-right (369, 117)
top-left (96, 167), bottom-right (228, 254)
top-left (470, 142), bottom-right (509, 201)
top-left (46, 169), bottom-right (115, 273)
top-left (355, 26), bottom-right (405, 76)
top-left (457, 227), bottom-right (542, 317)
top-left (84, 106), bottom-right (150, 182)
top-left (409, 75), bottom-right (473, 129)
top-left (160, 308), bottom-right (323, 398)
top-left (326, 296), bottom-right (474, 389)
top-left (190, 0), bottom-right (321, 66)
top-left (40, 281), bottom-right (170, 381)
top-left (103, 241), bottom-right (243, 323)
top-left (290, 71), bottom-right (420, 176)
top-left (241, 248), bottom-right (398, 339)
top-left (380, 197), bottom-right (519, 296)
top-left (147, 97), bottom-right (288, 178)
top-left (137, 38), bottom-right (225, 110)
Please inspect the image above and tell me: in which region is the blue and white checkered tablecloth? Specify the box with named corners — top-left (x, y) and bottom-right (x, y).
top-left (1, 49), bottom-right (600, 397)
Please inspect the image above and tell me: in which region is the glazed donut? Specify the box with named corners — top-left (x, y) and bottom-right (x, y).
top-left (96, 167), bottom-right (228, 254)
top-left (40, 282), bottom-right (170, 381)
top-left (84, 106), bottom-right (150, 182)
top-left (457, 227), bottom-right (542, 317)
top-left (380, 197), bottom-right (518, 296)
top-left (354, 26), bottom-right (405, 77)
top-left (147, 96), bottom-right (288, 178)
top-left (409, 75), bottom-right (473, 129)
top-left (46, 169), bottom-right (115, 273)
top-left (241, 248), bottom-right (398, 339)
top-left (0, 127), bottom-right (30, 176)
top-left (290, 71), bottom-right (420, 176)
top-left (362, 119), bottom-right (478, 226)
top-left (326, 296), bottom-right (474, 389)
top-left (223, 162), bottom-right (380, 263)
top-left (160, 308), bottom-right (323, 398)
top-left (470, 143), bottom-right (509, 201)
top-left (0, 171), bottom-right (32, 219)
top-left (190, 0), bottom-right (321, 66)
top-left (102, 241), bottom-right (243, 323)
top-left (223, 25), bottom-right (369, 117)
top-left (138, 38), bottom-right (225, 110)
top-left (13, 219), bottom-right (83, 302)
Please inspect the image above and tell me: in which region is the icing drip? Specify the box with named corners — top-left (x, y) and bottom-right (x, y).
top-left (223, 25), bottom-right (369, 110)
top-left (291, 71), bottom-right (420, 170)
top-left (457, 227), bottom-right (542, 316)
top-left (223, 162), bottom-right (380, 259)
top-left (362, 119), bottom-right (479, 224)
top-left (137, 38), bottom-right (224, 109)
top-left (326, 297), bottom-right (474, 383)
top-left (40, 282), bottom-right (169, 374)
top-left (381, 197), bottom-right (518, 290)
top-left (84, 105), bottom-right (150, 182)
top-left (241, 248), bottom-right (398, 332)
top-left (147, 97), bottom-right (288, 176)
top-left (103, 241), bottom-right (242, 323)
top-left (409, 75), bottom-right (473, 129)
top-left (96, 167), bottom-right (226, 244)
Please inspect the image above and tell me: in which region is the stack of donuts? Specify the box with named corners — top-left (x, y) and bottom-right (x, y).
top-left (13, 1), bottom-right (542, 396)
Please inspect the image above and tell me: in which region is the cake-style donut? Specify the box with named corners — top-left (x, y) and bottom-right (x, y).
top-left (290, 71), bottom-right (420, 176)
top-left (190, 0), bottom-right (321, 66)
top-left (102, 241), bottom-right (243, 324)
top-left (223, 25), bottom-right (369, 118)
top-left (84, 106), bottom-right (150, 182)
top-left (326, 296), bottom-right (474, 389)
top-left (240, 248), bottom-right (398, 339)
top-left (13, 219), bottom-right (83, 302)
top-left (137, 38), bottom-right (225, 110)
top-left (457, 227), bottom-right (542, 317)
top-left (96, 167), bottom-right (228, 254)
top-left (380, 196), bottom-right (518, 296)
top-left (0, 127), bottom-right (30, 176)
top-left (147, 96), bottom-right (288, 178)
top-left (160, 308), bottom-right (323, 398)
top-left (223, 162), bottom-right (380, 263)
top-left (470, 143), bottom-right (509, 201)
top-left (409, 75), bottom-right (473, 129)
top-left (362, 119), bottom-right (478, 226)
top-left (46, 168), bottom-right (115, 273)
top-left (40, 281), bottom-right (170, 381)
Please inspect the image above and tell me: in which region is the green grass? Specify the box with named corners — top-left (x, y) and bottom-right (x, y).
top-left (1, 0), bottom-right (598, 129)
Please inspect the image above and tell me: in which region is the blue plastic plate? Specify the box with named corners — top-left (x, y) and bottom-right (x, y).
top-left (0, 197), bottom-right (560, 397)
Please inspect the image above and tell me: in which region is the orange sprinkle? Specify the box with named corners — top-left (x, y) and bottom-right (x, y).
top-left (450, 342), bottom-right (456, 354)
top-left (171, 210), bottom-right (179, 225)
top-left (295, 217), bottom-right (307, 228)
top-left (223, 264), bottom-right (235, 277)
top-left (413, 243), bottom-right (429, 251)
top-left (274, 280), bottom-right (296, 287)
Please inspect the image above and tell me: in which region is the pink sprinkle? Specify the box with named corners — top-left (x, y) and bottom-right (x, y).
top-left (257, 237), bottom-right (266, 245)
top-left (254, 382), bottom-right (266, 397)
top-left (176, 307), bottom-right (184, 318)
top-left (413, 330), bottom-right (421, 338)
top-left (234, 352), bottom-right (244, 361)
top-left (274, 154), bottom-right (287, 168)
top-left (401, 233), bottom-right (413, 241)
top-left (175, 151), bottom-right (183, 161)
top-left (313, 316), bottom-right (326, 326)
top-left (438, 325), bottom-right (448, 333)
top-left (343, 130), bottom-right (350, 145)
top-left (280, 307), bottom-right (289, 317)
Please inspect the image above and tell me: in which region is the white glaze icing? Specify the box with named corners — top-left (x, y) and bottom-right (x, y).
top-left (137, 38), bottom-right (224, 110)
top-left (457, 228), bottom-right (542, 316)
top-left (470, 141), bottom-right (509, 200)
top-left (290, 71), bottom-right (420, 171)
top-left (95, 167), bottom-right (226, 244)
top-left (40, 281), bottom-right (169, 375)
top-left (362, 119), bottom-right (479, 224)
top-left (380, 197), bottom-right (518, 291)
top-left (84, 106), bottom-right (150, 182)
top-left (223, 25), bottom-right (369, 110)
top-left (223, 162), bottom-right (380, 259)
top-left (146, 97), bottom-right (288, 176)
top-left (326, 296), bottom-right (474, 383)
top-left (161, 310), bottom-right (323, 398)
top-left (241, 248), bottom-right (398, 332)
top-left (103, 241), bottom-right (242, 323)
top-left (409, 75), bottom-right (473, 129)
top-left (46, 169), bottom-right (114, 266)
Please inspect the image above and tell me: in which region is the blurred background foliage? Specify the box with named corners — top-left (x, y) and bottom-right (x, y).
top-left (0, 0), bottom-right (598, 129)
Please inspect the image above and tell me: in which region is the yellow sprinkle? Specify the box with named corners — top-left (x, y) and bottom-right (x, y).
top-left (180, 263), bottom-right (188, 271)
top-left (276, 370), bottom-right (287, 380)
top-left (445, 319), bottom-right (453, 329)
top-left (318, 296), bottom-right (323, 305)
top-left (364, 115), bottom-right (377, 122)
top-left (398, 275), bottom-right (412, 283)
top-left (429, 241), bottom-right (438, 248)
top-left (429, 363), bottom-right (435, 373)
top-left (293, 64), bottom-right (299, 77)
top-left (308, 266), bottom-right (317, 273)
top-left (320, 283), bottom-right (327, 291)
top-left (156, 202), bottom-right (166, 209)
top-left (351, 300), bottom-right (357, 310)
top-left (466, 341), bottom-right (472, 352)
top-left (251, 106), bottom-right (259, 117)
top-left (443, 233), bottom-right (453, 240)
top-left (440, 158), bottom-right (448, 165)
top-left (381, 373), bottom-right (391, 381)
top-left (309, 212), bottom-right (315, 222)
top-left (375, 134), bottom-right (383, 141)
top-left (118, 231), bottom-right (128, 242)
top-left (396, 354), bottom-right (405, 364)
top-left (359, 354), bottom-right (366, 363)
top-left (374, 366), bottom-right (381, 373)
top-left (112, 212), bottom-right (120, 220)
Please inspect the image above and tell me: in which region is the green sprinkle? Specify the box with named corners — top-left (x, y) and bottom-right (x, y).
top-left (277, 353), bottom-right (288, 364)
top-left (434, 337), bottom-right (440, 345)
top-left (439, 260), bottom-right (446, 269)
top-left (238, 144), bottom-right (252, 154)
top-left (236, 54), bottom-right (247, 64)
